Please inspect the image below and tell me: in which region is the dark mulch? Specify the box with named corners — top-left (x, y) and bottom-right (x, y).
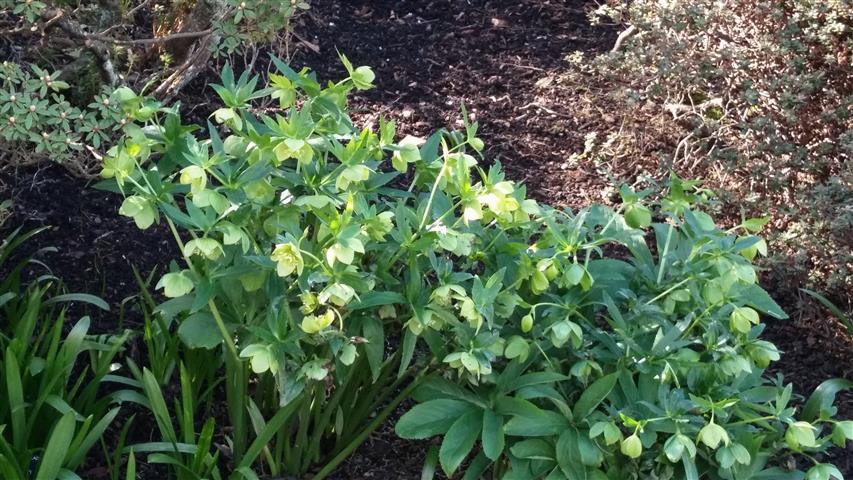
top-left (2, 0), bottom-right (852, 477)
top-left (0, 162), bottom-right (176, 331)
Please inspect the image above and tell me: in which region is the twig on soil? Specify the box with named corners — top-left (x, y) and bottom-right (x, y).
top-left (611, 25), bottom-right (637, 52)
top-left (519, 102), bottom-right (571, 118)
top-left (291, 31), bottom-right (320, 53)
top-left (502, 62), bottom-right (546, 72)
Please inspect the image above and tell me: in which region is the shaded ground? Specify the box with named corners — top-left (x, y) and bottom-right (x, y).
top-left (2, 0), bottom-right (852, 477)
top-left (0, 161), bottom-right (176, 331)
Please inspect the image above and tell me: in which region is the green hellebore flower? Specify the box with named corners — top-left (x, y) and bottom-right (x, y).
top-left (179, 165), bottom-right (207, 194)
top-left (119, 195), bottom-right (157, 229)
top-left (697, 421), bottom-right (730, 450)
top-left (183, 237), bottom-right (224, 260)
top-left (621, 433), bottom-right (643, 459)
top-left (156, 271), bottom-right (194, 298)
top-left (271, 242), bottom-right (304, 277)
top-left (301, 310), bottom-right (335, 334)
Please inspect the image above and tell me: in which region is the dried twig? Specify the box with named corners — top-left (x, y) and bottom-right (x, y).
top-left (611, 25), bottom-right (637, 53)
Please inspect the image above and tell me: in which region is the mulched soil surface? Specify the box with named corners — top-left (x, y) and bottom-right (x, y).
top-left (2, 0), bottom-right (852, 477)
top-left (0, 162), bottom-right (176, 331)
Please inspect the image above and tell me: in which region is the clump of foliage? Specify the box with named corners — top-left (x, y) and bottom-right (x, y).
top-left (213, 0), bottom-right (311, 56)
top-left (0, 0), bottom-right (310, 172)
top-left (571, 0), bottom-right (852, 306)
top-left (0, 227), bottom-right (131, 479)
top-left (397, 178), bottom-right (853, 479)
top-left (0, 62), bottom-right (155, 168)
top-left (103, 58), bottom-right (852, 479)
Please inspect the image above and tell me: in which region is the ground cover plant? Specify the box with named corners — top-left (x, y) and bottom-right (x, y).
top-left (0, 227), bottom-right (132, 479)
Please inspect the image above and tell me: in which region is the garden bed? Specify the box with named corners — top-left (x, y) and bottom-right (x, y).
top-left (2, 0), bottom-right (852, 477)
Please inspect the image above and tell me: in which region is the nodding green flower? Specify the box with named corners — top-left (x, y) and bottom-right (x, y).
top-left (271, 242), bottom-right (304, 277)
top-left (156, 271), bottom-right (194, 298)
top-left (698, 421), bottom-right (730, 450)
top-left (391, 135), bottom-right (422, 173)
top-left (179, 165), bottom-right (207, 194)
top-left (301, 310), bottom-right (335, 334)
top-left (300, 291), bottom-right (318, 314)
top-left (183, 237), bottom-right (224, 260)
top-left (521, 314), bottom-right (534, 333)
top-left (101, 149), bottom-right (135, 185)
top-left (364, 211), bottom-right (395, 241)
top-left (118, 195), bottom-right (157, 229)
top-left (621, 433), bottom-right (643, 459)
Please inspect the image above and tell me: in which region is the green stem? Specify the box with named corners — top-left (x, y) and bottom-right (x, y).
top-left (164, 217), bottom-right (240, 362)
top-left (417, 160), bottom-right (447, 232)
top-left (656, 222), bottom-right (675, 285)
top-left (645, 277), bottom-right (692, 306)
top-left (312, 369), bottom-right (429, 480)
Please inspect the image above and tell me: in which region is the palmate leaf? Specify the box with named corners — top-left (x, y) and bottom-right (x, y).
top-left (177, 313), bottom-right (222, 349)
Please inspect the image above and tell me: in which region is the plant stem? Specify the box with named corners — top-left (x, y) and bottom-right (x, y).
top-left (417, 160), bottom-right (447, 232)
top-left (164, 217), bottom-right (240, 362)
top-left (656, 222), bottom-right (674, 285)
top-left (645, 276), bottom-right (692, 306)
top-left (311, 369), bottom-right (429, 480)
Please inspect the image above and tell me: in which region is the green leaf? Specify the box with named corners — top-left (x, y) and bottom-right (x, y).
top-left (45, 293), bottom-right (110, 311)
top-left (558, 427), bottom-right (602, 477)
top-left (362, 316), bottom-right (384, 382)
top-left (5, 348), bottom-right (25, 449)
top-left (396, 400), bottom-right (475, 439)
top-left (349, 291), bottom-right (405, 310)
top-left (398, 328), bottom-right (417, 378)
top-left (803, 379), bottom-right (853, 422)
top-left (421, 446), bottom-right (438, 480)
top-left (178, 313), bottom-right (222, 349)
top-left (36, 412), bottom-right (76, 480)
top-left (504, 407), bottom-right (569, 437)
top-left (482, 410), bottom-right (505, 461)
top-left (238, 399), bottom-right (303, 469)
top-left (573, 372), bottom-right (618, 419)
top-left (439, 409), bottom-right (483, 476)
top-left (736, 284), bottom-right (787, 319)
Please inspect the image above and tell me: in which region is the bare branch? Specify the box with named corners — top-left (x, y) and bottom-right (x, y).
top-left (611, 25), bottom-right (637, 53)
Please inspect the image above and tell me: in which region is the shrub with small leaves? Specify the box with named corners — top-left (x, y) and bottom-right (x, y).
top-left (581, 0), bottom-right (853, 304)
top-left (0, 62), bottom-right (156, 167)
top-left (212, 0), bottom-right (310, 56)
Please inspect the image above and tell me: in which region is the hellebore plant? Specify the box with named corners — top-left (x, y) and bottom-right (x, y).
top-left (101, 56), bottom-right (852, 479)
